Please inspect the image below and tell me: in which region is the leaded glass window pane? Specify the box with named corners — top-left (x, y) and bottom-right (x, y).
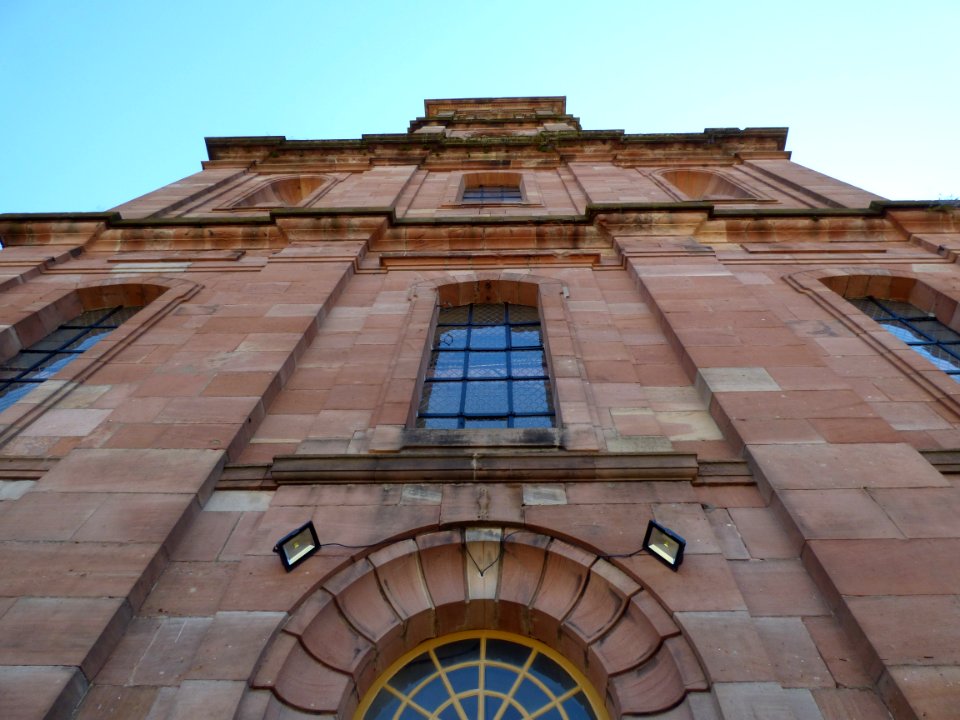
top-left (849, 296), bottom-right (960, 381)
top-left (417, 303), bottom-right (555, 428)
top-left (461, 186), bottom-right (523, 204)
top-left (357, 634), bottom-right (603, 720)
top-left (0, 306), bottom-right (142, 412)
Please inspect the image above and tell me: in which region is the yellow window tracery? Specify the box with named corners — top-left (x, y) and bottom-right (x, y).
top-left (356, 631), bottom-right (606, 720)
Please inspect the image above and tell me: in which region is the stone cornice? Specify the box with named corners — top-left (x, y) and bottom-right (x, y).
top-left (203, 126), bottom-right (790, 167)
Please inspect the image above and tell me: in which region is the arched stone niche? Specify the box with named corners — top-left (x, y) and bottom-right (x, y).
top-left (658, 169), bottom-right (755, 201)
top-left (248, 527), bottom-right (707, 719)
top-left (233, 175), bottom-right (331, 208)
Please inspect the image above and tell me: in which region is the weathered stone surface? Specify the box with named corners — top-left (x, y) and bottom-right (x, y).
top-left (748, 443), bottom-right (948, 492)
top-left (731, 559), bottom-right (830, 617)
top-left (188, 611), bottom-right (285, 680)
top-left (0, 597), bottom-right (129, 677)
top-left (0, 665), bottom-right (88, 720)
top-left (34, 448), bottom-right (225, 496)
top-left (674, 612), bottom-right (774, 683)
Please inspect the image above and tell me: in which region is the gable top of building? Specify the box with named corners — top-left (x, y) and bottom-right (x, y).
top-left (412, 96), bottom-right (579, 132)
top-left (203, 96), bottom-right (788, 165)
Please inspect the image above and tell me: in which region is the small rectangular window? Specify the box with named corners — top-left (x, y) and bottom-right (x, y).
top-left (460, 186), bottom-right (523, 204)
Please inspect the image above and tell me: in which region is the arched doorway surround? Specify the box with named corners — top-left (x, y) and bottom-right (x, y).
top-left (249, 526), bottom-right (708, 718)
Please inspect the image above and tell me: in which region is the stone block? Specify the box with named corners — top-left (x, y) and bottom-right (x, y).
top-left (522, 483), bottom-right (567, 505)
top-left (610, 644), bottom-right (688, 716)
top-left (778, 489), bottom-right (902, 540)
top-left (704, 507), bottom-right (750, 560)
top-left (499, 530), bottom-right (549, 608)
top-left (220, 553), bottom-right (341, 612)
top-left (748, 443), bottom-right (948, 493)
top-left (204, 490), bottom-right (273, 512)
top-left (0, 665), bottom-right (88, 720)
top-left (0, 596), bottom-right (129, 678)
top-left (589, 594), bottom-right (662, 675)
top-left (369, 538), bottom-right (435, 646)
top-left (883, 665), bottom-right (960, 720)
top-left (674, 612), bottom-right (774, 683)
top-left (72, 492), bottom-right (197, 545)
top-left (140, 561), bottom-right (237, 616)
top-left (188, 611), bottom-right (285, 680)
top-left (713, 683), bottom-right (825, 720)
top-left (323, 559), bottom-right (400, 642)
top-left (440, 483), bottom-right (522, 525)
top-left (565, 570), bottom-right (627, 642)
top-left (620, 554), bottom-right (747, 613)
top-left (847, 595), bottom-right (960, 666)
top-left (299, 592), bottom-right (374, 675)
top-left (170, 510), bottom-right (240, 561)
top-left (755, 617), bottom-right (833, 688)
top-left (96, 616), bottom-right (210, 686)
top-left (812, 688), bottom-right (893, 720)
top-left (802, 615), bottom-right (873, 689)
top-left (696, 367), bottom-right (781, 401)
top-left (0, 491), bottom-right (104, 541)
top-left (729, 506), bottom-right (801, 559)
top-left (165, 680), bottom-right (246, 720)
top-left (731, 559), bottom-right (829, 617)
top-left (35, 448), bottom-right (226, 498)
top-left (273, 642), bottom-right (352, 715)
top-left (524, 504), bottom-right (652, 555)
top-left (869, 487), bottom-right (960, 538)
top-left (530, 540), bottom-right (593, 628)
top-left (75, 684), bottom-right (159, 720)
top-left (808, 538), bottom-right (960, 597)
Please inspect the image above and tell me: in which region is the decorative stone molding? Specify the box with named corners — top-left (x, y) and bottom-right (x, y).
top-left (366, 271), bottom-right (604, 450)
top-left (249, 527), bottom-right (707, 718)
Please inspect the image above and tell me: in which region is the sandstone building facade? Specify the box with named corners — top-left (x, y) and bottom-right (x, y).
top-left (0, 97), bottom-right (959, 719)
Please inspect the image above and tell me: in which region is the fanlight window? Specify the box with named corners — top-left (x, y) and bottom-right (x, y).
top-left (849, 297), bottom-right (960, 381)
top-left (660, 169), bottom-right (754, 200)
top-left (357, 633), bottom-right (605, 720)
top-left (0, 306), bottom-right (142, 412)
top-left (417, 303), bottom-right (554, 429)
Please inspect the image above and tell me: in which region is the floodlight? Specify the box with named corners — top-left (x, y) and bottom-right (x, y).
top-left (273, 521), bottom-right (320, 572)
top-left (643, 520), bottom-right (686, 572)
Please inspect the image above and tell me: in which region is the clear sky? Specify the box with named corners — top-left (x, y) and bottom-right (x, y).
top-left (1, 0), bottom-right (957, 214)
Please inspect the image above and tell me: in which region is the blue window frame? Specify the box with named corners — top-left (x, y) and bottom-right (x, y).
top-left (417, 303), bottom-right (554, 429)
top-left (850, 297), bottom-right (960, 381)
top-left (0, 306), bottom-right (142, 412)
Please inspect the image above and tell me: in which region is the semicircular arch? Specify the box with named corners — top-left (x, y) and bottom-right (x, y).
top-left (249, 526), bottom-right (707, 719)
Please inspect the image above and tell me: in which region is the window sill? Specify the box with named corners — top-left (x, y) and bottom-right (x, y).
top-left (401, 428), bottom-right (561, 449)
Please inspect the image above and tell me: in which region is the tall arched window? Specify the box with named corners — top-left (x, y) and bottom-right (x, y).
top-left (0, 305), bottom-right (143, 411)
top-left (848, 296), bottom-right (960, 381)
top-left (417, 303), bottom-right (555, 429)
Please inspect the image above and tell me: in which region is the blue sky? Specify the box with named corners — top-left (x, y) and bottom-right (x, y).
top-left (2, 1), bottom-right (958, 213)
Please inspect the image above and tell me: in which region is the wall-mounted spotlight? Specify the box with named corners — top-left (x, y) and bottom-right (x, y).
top-left (643, 520), bottom-right (686, 572)
top-left (273, 521), bottom-right (320, 572)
